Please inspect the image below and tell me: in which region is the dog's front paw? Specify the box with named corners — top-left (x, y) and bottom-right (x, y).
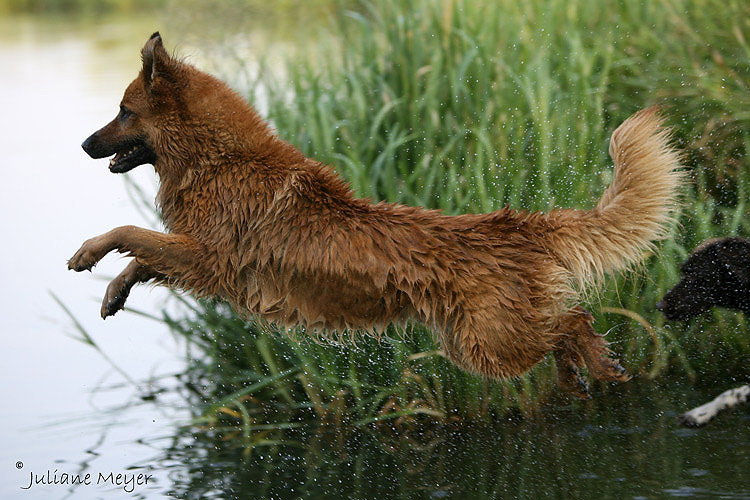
top-left (68, 238), bottom-right (107, 272)
top-left (101, 277), bottom-right (132, 319)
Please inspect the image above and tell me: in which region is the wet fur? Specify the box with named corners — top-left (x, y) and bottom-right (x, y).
top-left (69, 33), bottom-right (684, 397)
top-left (657, 238), bottom-right (750, 426)
top-left (658, 237), bottom-right (750, 320)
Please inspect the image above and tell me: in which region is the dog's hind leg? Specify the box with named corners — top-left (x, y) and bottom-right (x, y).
top-left (440, 305), bottom-right (549, 380)
top-left (553, 339), bottom-right (590, 399)
top-left (558, 306), bottom-right (630, 385)
top-left (101, 260), bottom-right (163, 319)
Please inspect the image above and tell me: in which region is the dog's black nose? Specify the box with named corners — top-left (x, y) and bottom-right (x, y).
top-left (81, 133), bottom-right (108, 159)
top-left (81, 135), bottom-right (95, 156)
top-left (655, 300), bottom-right (665, 311)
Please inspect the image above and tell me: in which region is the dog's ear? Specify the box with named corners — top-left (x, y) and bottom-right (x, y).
top-left (141, 32), bottom-right (171, 89)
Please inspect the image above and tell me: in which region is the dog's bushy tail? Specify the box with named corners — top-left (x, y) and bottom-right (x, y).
top-left (546, 107), bottom-right (684, 287)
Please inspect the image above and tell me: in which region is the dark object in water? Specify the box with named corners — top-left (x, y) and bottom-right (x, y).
top-left (657, 237), bottom-right (750, 320)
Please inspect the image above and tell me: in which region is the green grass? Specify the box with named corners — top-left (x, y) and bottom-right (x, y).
top-left (161, 0), bottom-right (750, 440)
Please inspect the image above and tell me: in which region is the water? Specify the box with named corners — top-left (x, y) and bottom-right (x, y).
top-left (1, 10), bottom-right (749, 500)
top-left (0, 12), bottom-right (184, 499)
top-left (134, 384), bottom-right (750, 500)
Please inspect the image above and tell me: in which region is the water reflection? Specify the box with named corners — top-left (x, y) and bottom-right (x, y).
top-left (156, 383), bottom-right (749, 500)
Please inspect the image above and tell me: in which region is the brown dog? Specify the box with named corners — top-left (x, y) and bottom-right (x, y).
top-left (69, 33), bottom-right (683, 397)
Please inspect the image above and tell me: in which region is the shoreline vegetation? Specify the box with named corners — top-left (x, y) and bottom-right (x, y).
top-left (61, 0), bottom-right (750, 442)
top-left (164, 0), bottom-right (750, 443)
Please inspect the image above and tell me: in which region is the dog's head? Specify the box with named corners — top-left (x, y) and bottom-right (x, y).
top-left (657, 238), bottom-right (750, 320)
top-left (81, 33), bottom-right (176, 173)
top-left (82, 32), bottom-right (242, 175)
top-left (81, 32), bottom-right (283, 179)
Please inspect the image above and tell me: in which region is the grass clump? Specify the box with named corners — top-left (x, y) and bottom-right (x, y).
top-left (164, 0), bottom-right (750, 437)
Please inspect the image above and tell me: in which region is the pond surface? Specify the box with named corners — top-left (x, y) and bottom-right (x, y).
top-left (0, 11), bottom-right (183, 500)
top-left (165, 383), bottom-right (749, 500)
top-left (1, 10), bottom-right (748, 500)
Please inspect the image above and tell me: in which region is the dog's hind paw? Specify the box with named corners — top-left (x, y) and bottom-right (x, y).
top-left (561, 369), bottom-right (591, 400)
top-left (587, 352), bottom-right (632, 383)
top-left (554, 348), bottom-right (591, 399)
top-left (573, 313), bottom-right (631, 383)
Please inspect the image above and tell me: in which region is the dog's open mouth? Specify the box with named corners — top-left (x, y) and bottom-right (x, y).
top-left (108, 141), bottom-right (157, 173)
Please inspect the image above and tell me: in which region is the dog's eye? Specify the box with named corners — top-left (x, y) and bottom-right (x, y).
top-left (119, 105), bottom-right (133, 120)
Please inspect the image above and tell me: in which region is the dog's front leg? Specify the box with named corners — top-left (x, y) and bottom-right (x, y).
top-left (101, 260), bottom-right (163, 319)
top-left (68, 225), bottom-right (202, 274)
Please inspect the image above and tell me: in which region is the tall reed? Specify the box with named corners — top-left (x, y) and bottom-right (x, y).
top-left (165, 0), bottom-right (750, 434)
